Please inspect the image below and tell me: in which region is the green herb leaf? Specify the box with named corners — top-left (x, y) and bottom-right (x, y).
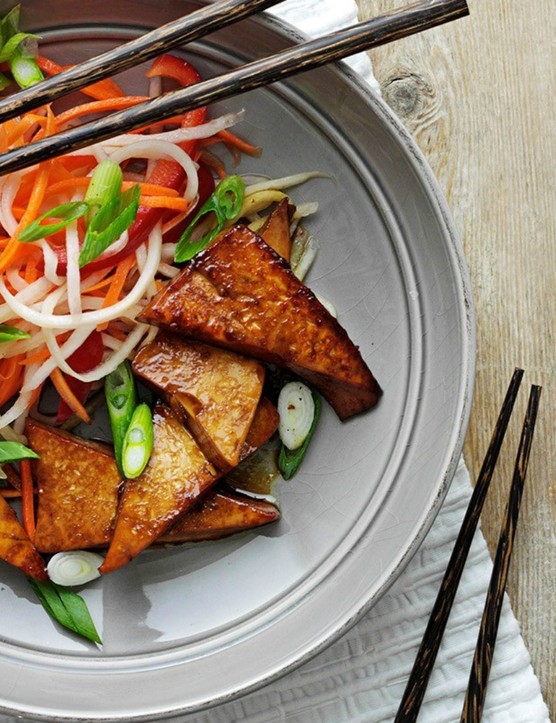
top-left (0, 323), bottom-right (30, 342)
top-left (0, 440), bottom-right (39, 464)
top-left (0, 71), bottom-right (11, 90)
top-left (122, 402), bottom-right (154, 479)
top-left (278, 393), bottom-right (321, 480)
top-left (79, 184), bottom-right (140, 268)
top-left (28, 578), bottom-right (102, 644)
top-left (105, 361), bottom-right (138, 477)
top-left (18, 201), bottom-right (89, 243)
top-left (0, 5), bottom-right (21, 40)
top-left (174, 174), bottom-right (245, 263)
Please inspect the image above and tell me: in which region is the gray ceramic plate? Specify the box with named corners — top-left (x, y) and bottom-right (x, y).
top-left (0, 1), bottom-right (474, 720)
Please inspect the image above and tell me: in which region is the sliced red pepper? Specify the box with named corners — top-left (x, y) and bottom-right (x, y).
top-left (54, 54), bottom-right (209, 276)
top-left (146, 54), bottom-right (207, 156)
top-left (56, 330), bottom-right (104, 422)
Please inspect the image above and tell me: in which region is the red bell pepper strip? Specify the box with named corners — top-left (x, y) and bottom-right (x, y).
top-left (56, 330), bottom-right (104, 422)
top-left (146, 54), bottom-right (207, 156)
top-left (53, 54), bottom-right (209, 275)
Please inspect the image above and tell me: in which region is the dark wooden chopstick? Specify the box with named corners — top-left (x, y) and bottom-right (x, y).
top-left (394, 368), bottom-right (525, 723)
top-left (0, 0), bottom-right (469, 176)
top-left (461, 383), bottom-right (542, 722)
top-left (0, 0), bottom-right (284, 122)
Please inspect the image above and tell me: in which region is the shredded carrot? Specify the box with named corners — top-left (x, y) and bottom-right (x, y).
top-left (199, 150), bottom-right (227, 179)
top-left (217, 129), bottom-right (262, 157)
top-left (50, 368), bottom-right (92, 424)
top-left (0, 356), bottom-right (24, 407)
top-left (36, 55), bottom-right (125, 100)
top-left (55, 96), bottom-right (148, 127)
top-left (97, 253), bottom-right (137, 332)
top-left (0, 488), bottom-right (22, 498)
top-left (20, 459), bottom-right (35, 539)
top-left (139, 195), bottom-right (191, 212)
top-left (123, 181), bottom-right (180, 197)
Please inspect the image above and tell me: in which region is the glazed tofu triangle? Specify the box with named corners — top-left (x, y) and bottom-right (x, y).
top-left (140, 224), bottom-right (382, 420)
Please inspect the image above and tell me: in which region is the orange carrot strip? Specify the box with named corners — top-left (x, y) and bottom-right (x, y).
top-left (199, 150), bottom-right (227, 179)
top-left (97, 254), bottom-right (137, 332)
top-left (0, 355), bottom-right (24, 407)
top-left (139, 195), bottom-right (191, 212)
top-left (36, 55), bottom-right (124, 100)
top-left (19, 347), bottom-right (50, 367)
top-left (122, 181), bottom-right (180, 197)
top-left (20, 460), bottom-right (35, 539)
top-left (217, 129), bottom-right (262, 157)
top-left (44, 176), bottom-right (90, 198)
top-left (50, 368), bottom-right (91, 424)
top-left (55, 96), bottom-right (148, 127)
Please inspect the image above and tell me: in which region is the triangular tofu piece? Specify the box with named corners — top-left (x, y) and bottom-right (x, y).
top-left (27, 419), bottom-right (122, 553)
top-left (141, 225), bottom-right (382, 420)
top-left (100, 403), bottom-right (219, 574)
top-left (0, 495), bottom-right (47, 580)
top-left (159, 487), bottom-right (280, 543)
top-left (132, 333), bottom-right (265, 471)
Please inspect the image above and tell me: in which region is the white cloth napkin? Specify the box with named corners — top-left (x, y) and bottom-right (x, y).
top-left (173, 2), bottom-right (550, 721)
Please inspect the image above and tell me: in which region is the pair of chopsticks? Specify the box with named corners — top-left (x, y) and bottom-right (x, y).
top-left (0, 0), bottom-right (469, 176)
top-left (395, 368), bottom-right (542, 722)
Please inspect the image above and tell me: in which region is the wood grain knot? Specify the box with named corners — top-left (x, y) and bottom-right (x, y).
top-left (382, 73), bottom-right (433, 119)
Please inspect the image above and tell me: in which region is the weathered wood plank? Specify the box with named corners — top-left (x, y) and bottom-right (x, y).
top-left (356, 0), bottom-right (555, 716)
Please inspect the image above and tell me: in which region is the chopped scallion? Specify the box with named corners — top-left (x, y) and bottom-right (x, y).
top-left (121, 403), bottom-right (154, 479)
top-left (174, 174), bottom-right (245, 262)
top-left (105, 361), bottom-right (138, 477)
top-left (18, 201), bottom-right (89, 243)
top-left (0, 323), bottom-right (31, 343)
top-left (79, 184), bottom-right (140, 268)
top-left (0, 440), bottom-right (39, 464)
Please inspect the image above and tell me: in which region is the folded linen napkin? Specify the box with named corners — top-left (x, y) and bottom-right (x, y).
top-left (172, 2), bottom-right (549, 721)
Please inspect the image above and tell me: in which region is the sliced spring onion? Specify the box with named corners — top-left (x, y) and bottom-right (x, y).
top-left (18, 201), bottom-right (89, 243)
top-left (278, 389), bottom-right (321, 480)
top-left (0, 322), bottom-right (30, 342)
top-left (83, 159), bottom-right (123, 223)
top-left (0, 71), bottom-right (10, 90)
top-left (79, 184), bottom-right (140, 268)
top-left (9, 53), bottom-right (43, 88)
top-left (278, 382), bottom-right (316, 451)
top-left (121, 403), bottom-right (154, 479)
top-left (0, 440), bottom-right (39, 464)
top-left (0, 31), bottom-right (38, 62)
top-left (174, 174), bottom-right (245, 263)
top-left (28, 578), bottom-right (102, 644)
top-left (105, 361), bottom-right (138, 477)
top-left (47, 551), bottom-right (103, 587)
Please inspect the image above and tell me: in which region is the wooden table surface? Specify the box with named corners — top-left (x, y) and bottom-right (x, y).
top-left (356, 0), bottom-right (555, 717)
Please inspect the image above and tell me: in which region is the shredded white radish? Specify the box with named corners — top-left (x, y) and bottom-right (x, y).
top-left (65, 190), bottom-right (85, 315)
top-left (108, 140), bottom-right (199, 201)
top-left (0, 172), bottom-right (23, 236)
top-left (40, 239), bottom-right (64, 286)
top-left (0, 276), bottom-right (54, 324)
top-left (43, 321), bottom-right (150, 385)
top-left (245, 171), bottom-right (329, 195)
top-left (0, 225), bottom-right (163, 329)
top-left (102, 111), bottom-right (244, 148)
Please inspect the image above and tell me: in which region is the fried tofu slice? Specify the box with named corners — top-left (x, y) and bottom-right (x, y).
top-left (27, 419), bottom-right (122, 554)
top-left (100, 402), bottom-right (219, 574)
top-left (132, 333), bottom-right (265, 471)
top-left (260, 198), bottom-right (293, 261)
top-left (159, 487), bottom-right (279, 543)
top-left (241, 396), bottom-right (279, 458)
top-left (141, 225), bottom-right (382, 420)
top-left (0, 495), bottom-right (47, 580)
